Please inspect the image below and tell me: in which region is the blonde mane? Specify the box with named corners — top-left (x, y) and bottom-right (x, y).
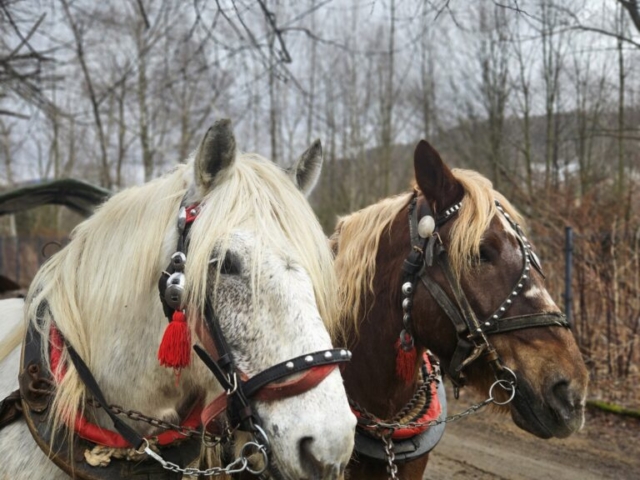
top-left (333, 169), bottom-right (523, 337)
top-left (27, 153), bottom-right (338, 434)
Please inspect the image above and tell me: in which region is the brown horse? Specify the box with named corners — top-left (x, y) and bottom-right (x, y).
top-left (332, 140), bottom-right (589, 479)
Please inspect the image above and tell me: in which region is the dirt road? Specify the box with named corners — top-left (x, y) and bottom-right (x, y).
top-left (425, 399), bottom-right (640, 479)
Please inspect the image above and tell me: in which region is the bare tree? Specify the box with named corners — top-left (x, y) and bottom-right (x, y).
top-left (379, 0), bottom-right (396, 197)
top-left (60, 0), bottom-right (112, 188)
top-left (539, 0), bottom-right (566, 191)
top-left (478, 4), bottom-right (510, 189)
top-left (616, 3), bottom-right (628, 201)
top-left (0, 2), bottom-right (53, 119)
top-left (510, 12), bottom-right (535, 197)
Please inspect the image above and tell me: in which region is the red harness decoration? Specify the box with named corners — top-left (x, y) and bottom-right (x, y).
top-left (395, 336), bottom-right (418, 384)
top-left (352, 353), bottom-right (441, 441)
top-left (50, 325), bottom-right (201, 448)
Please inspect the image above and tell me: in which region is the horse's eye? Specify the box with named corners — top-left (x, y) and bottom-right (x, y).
top-left (210, 253), bottom-right (240, 275)
top-left (479, 247), bottom-right (492, 263)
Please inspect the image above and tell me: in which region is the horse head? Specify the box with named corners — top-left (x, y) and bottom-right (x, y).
top-left (407, 140), bottom-right (588, 439)
top-left (184, 120), bottom-right (355, 477)
top-left (25, 119), bottom-right (355, 479)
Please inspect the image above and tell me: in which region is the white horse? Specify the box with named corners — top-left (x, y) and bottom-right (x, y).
top-left (0, 119), bottom-right (356, 479)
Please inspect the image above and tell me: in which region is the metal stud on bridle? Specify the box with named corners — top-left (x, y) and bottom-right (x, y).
top-left (417, 215), bottom-right (435, 239)
top-left (399, 198), bottom-right (435, 352)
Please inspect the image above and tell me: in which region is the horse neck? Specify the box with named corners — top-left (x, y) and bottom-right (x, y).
top-left (341, 213), bottom-right (420, 419)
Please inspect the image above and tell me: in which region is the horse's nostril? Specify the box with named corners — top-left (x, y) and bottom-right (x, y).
top-left (299, 435), bottom-right (314, 454)
top-left (299, 436), bottom-right (321, 476)
top-left (550, 378), bottom-right (582, 416)
top-left (552, 379), bottom-right (570, 402)
top-left (299, 436), bottom-right (343, 479)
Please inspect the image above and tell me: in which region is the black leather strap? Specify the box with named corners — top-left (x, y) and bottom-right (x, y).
top-left (197, 301), bottom-right (353, 432)
top-left (193, 345), bottom-right (234, 391)
top-left (203, 300), bottom-right (235, 372)
top-left (65, 344), bottom-right (145, 450)
top-left (419, 273), bottom-right (469, 337)
top-left (242, 349), bottom-right (350, 399)
top-left (482, 313), bottom-right (569, 335)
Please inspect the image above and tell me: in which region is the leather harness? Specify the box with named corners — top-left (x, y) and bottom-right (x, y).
top-left (352, 356), bottom-right (447, 465)
top-left (18, 316), bottom-right (202, 480)
top-left (3, 198), bottom-right (352, 478)
top-left (351, 191), bottom-right (570, 466)
top-left (403, 192), bottom-right (569, 388)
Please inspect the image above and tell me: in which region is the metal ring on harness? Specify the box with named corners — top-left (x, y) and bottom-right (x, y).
top-left (489, 379), bottom-right (517, 406)
top-left (241, 440), bottom-right (269, 476)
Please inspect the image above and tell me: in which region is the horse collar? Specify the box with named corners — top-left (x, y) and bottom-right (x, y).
top-left (350, 355), bottom-right (447, 464)
top-left (17, 316), bottom-right (202, 479)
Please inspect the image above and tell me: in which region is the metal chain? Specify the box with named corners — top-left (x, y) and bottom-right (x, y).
top-left (142, 428), bottom-right (270, 477)
top-left (145, 446), bottom-right (249, 477)
top-left (354, 394), bottom-right (494, 432)
top-left (85, 399), bottom-right (271, 476)
top-left (356, 375), bottom-right (516, 480)
top-left (381, 435), bottom-right (399, 480)
top-left (353, 374), bottom-right (516, 433)
top-left (86, 399), bottom-right (220, 444)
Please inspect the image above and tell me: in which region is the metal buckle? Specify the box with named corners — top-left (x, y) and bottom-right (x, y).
top-left (226, 372), bottom-right (238, 395)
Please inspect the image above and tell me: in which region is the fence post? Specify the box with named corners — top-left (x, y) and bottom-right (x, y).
top-left (564, 226), bottom-right (573, 326)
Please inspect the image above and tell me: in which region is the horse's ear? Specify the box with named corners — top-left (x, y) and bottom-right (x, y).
top-left (194, 119), bottom-right (237, 192)
top-left (414, 140), bottom-right (464, 212)
top-left (289, 139), bottom-right (323, 196)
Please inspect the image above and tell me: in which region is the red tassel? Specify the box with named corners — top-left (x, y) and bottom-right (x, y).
top-left (395, 338), bottom-right (417, 384)
top-left (158, 311), bottom-right (191, 369)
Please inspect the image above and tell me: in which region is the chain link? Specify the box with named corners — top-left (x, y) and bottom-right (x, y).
top-left (86, 397), bottom-right (271, 476)
top-left (145, 445), bottom-right (250, 477)
top-left (381, 435), bottom-right (399, 480)
top-left (142, 434), bottom-right (270, 477)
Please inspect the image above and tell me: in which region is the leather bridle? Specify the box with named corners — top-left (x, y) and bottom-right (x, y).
top-left (399, 192), bottom-right (570, 389)
top-left (156, 200), bottom-right (351, 458)
top-left (40, 199), bottom-right (351, 476)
